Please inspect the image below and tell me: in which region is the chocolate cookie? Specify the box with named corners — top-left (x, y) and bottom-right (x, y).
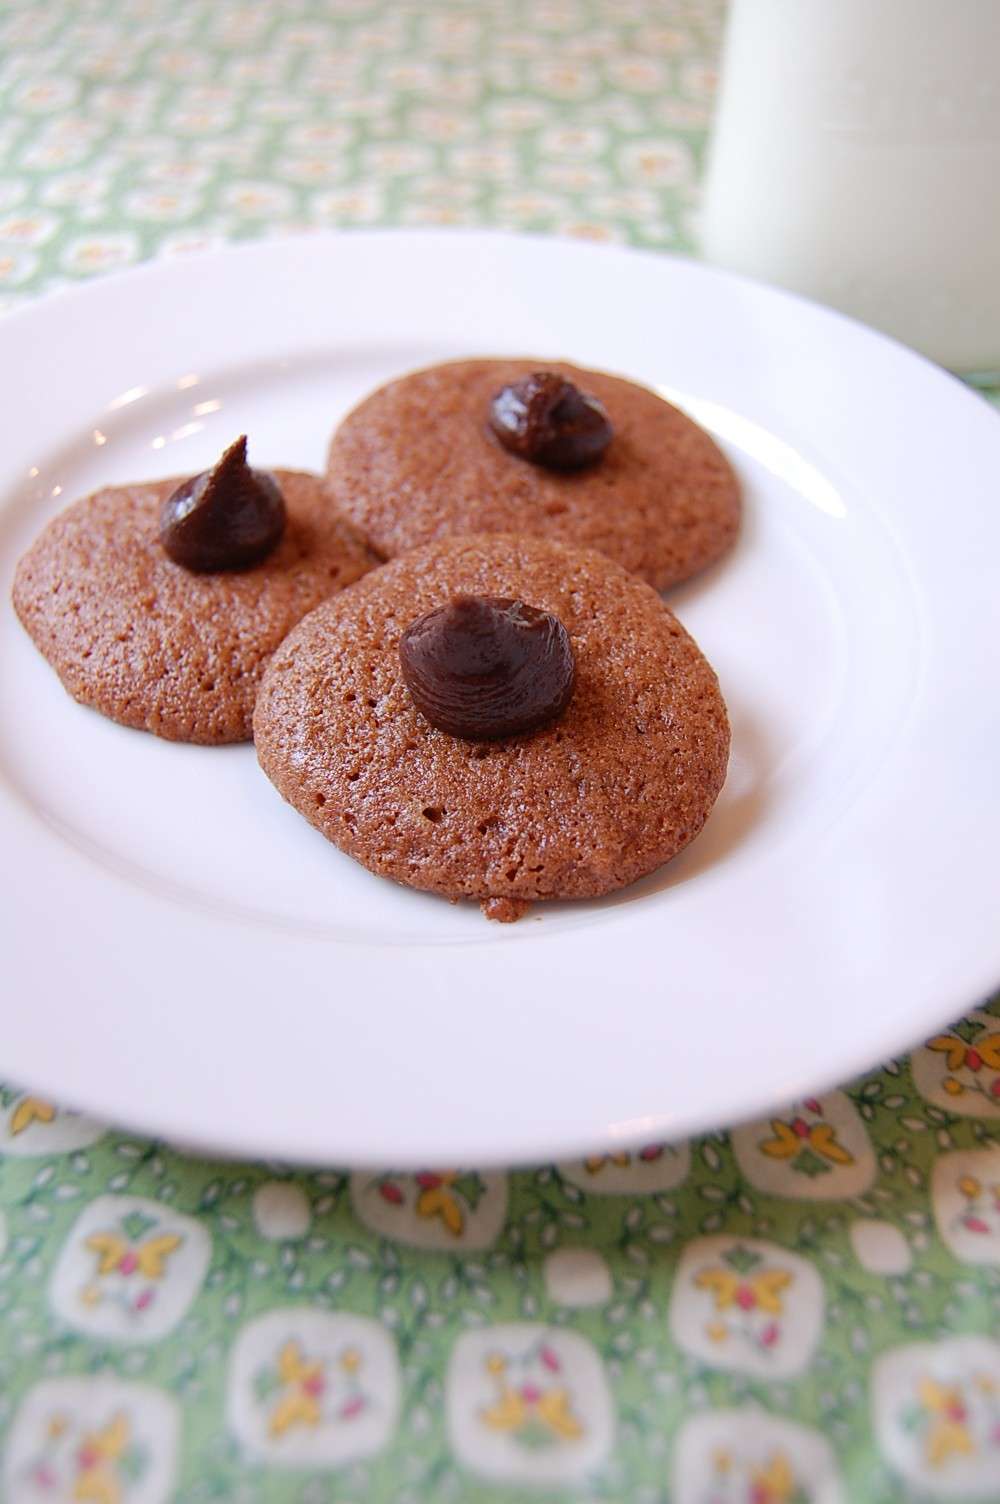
top-left (13, 469), bottom-right (376, 744)
top-left (254, 534), bottom-right (730, 914)
top-left (325, 358), bottom-right (740, 590)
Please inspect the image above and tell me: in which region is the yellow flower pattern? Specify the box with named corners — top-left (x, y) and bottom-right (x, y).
top-left (415, 1172), bottom-right (464, 1236)
top-left (917, 1378), bottom-right (975, 1467)
top-left (73, 1209), bottom-right (187, 1320)
top-left (692, 1246), bottom-right (792, 1356)
top-left (749, 1451), bottom-right (797, 1504)
top-left (260, 1339), bottom-right (367, 1439)
top-left (928, 1029), bottom-right (1000, 1104)
top-left (21, 1401), bottom-right (160, 1502)
top-left (583, 1146), bottom-right (667, 1174)
top-left (9, 1095), bottom-right (56, 1136)
top-left (584, 1153), bottom-right (631, 1174)
top-left (929, 1034), bottom-right (1000, 1071)
top-left (696, 1266), bottom-right (791, 1314)
top-left (758, 1098), bottom-right (855, 1176)
top-left (481, 1383), bottom-right (583, 1440)
top-left (85, 1232), bottom-right (182, 1279)
top-left (269, 1341), bottom-right (326, 1438)
top-left (367, 1169), bottom-right (490, 1240)
top-left (892, 1365), bottom-right (1000, 1478)
top-left (72, 1412), bottom-right (130, 1504)
top-left (480, 1345), bottom-right (585, 1449)
top-left (705, 1436), bottom-right (820, 1502)
top-left (760, 1120), bottom-right (852, 1164)
top-left (953, 1172), bottom-right (1000, 1238)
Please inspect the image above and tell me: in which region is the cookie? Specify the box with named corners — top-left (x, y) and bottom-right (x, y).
top-left (254, 534), bottom-right (730, 913)
top-left (325, 358), bottom-right (740, 590)
top-left (12, 470), bottom-right (377, 744)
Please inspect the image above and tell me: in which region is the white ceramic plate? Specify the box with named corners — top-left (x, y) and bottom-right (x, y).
top-left (2, 230), bottom-right (998, 1167)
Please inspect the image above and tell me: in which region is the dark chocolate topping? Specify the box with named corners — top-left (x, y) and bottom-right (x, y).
top-left (398, 593), bottom-right (575, 740)
top-left (159, 435), bottom-right (286, 572)
top-left (489, 371), bottom-right (612, 470)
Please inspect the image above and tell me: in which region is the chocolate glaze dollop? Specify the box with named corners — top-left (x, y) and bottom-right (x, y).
top-left (489, 371), bottom-right (612, 470)
top-left (398, 594), bottom-right (576, 740)
top-left (159, 435), bottom-right (286, 572)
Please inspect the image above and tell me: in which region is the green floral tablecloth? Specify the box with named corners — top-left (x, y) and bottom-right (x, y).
top-left (2, 3), bottom-right (1000, 1501)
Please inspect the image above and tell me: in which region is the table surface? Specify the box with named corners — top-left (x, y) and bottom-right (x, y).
top-left (2, 3), bottom-right (999, 1502)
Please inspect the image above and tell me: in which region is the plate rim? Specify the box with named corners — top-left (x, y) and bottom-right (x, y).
top-left (2, 226), bottom-right (999, 1167)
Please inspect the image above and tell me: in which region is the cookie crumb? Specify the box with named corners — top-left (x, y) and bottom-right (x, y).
top-left (481, 896), bottom-right (532, 923)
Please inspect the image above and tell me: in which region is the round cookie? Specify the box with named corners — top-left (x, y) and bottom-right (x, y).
top-left (325, 358), bottom-right (740, 590)
top-left (13, 470), bottom-right (377, 744)
top-left (254, 534), bottom-right (730, 913)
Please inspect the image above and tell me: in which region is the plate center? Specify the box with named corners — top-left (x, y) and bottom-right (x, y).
top-left (0, 347), bottom-right (918, 945)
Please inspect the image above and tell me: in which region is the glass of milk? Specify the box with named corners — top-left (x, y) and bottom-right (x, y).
top-left (700, 0), bottom-right (1000, 377)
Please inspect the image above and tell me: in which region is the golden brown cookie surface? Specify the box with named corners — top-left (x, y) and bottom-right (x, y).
top-left (325, 358), bottom-right (740, 590)
top-left (13, 470), bottom-right (377, 744)
top-left (254, 533), bottom-right (730, 908)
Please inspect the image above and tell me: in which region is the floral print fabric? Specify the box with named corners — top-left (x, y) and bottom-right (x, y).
top-left (2, 1020), bottom-right (1000, 1502)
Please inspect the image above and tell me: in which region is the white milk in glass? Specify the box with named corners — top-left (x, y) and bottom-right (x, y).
top-left (700, 0), bottom-right (1000, 373)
